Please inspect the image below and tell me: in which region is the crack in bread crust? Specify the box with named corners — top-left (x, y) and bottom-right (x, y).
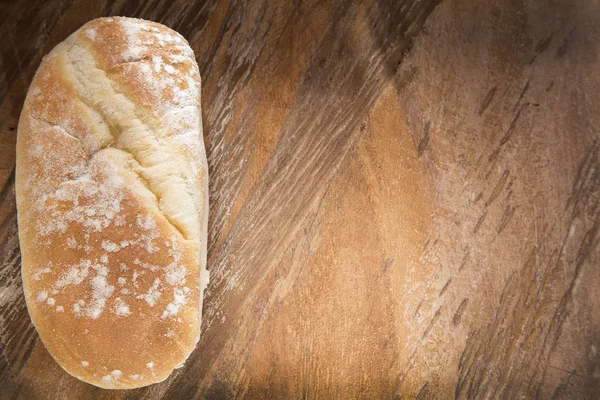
top-left (29, 97), bottom-right (186, 239)
top-left (59, 40), bottom-right (199, 240)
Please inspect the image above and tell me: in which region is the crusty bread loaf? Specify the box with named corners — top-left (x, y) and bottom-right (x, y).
top-left (15, 17), bottom-right (209, 389)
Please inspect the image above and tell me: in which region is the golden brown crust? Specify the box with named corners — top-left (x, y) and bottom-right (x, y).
top-left (15, 17), bottom-right (208, 389)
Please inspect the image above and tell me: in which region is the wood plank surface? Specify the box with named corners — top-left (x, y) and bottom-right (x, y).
top-left (1, 0), bottom-right (599, 398)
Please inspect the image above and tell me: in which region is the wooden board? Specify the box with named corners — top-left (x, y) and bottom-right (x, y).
top-left (1, 0), bottom-right (599, 398)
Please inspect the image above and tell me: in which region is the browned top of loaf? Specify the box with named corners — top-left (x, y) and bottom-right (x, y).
top-left (16, 17), bottom-right (208, 389)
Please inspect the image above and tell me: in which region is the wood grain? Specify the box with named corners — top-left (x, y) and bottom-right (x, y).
top-left (1, 0), bottom-right (599, 398)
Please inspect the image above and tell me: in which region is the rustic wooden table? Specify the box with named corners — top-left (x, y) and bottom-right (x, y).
top-left (1, 0), bottom-right (599, 398)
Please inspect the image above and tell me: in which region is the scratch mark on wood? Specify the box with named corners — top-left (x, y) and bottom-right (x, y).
top-left (414, 299), bottom-right (424, 318)
top-left (417, 121), bottom-right (430, 157)
top-left (529, 33), bottom-right (554, 64)
top-left (486, 170), bottom-right (510, 206)
top-left (459, 251), bottom-right (470, 271)
top-left (416, 381), bottom-right (430, 399)
top-left (421, 238), bottom-right (431, 253)
top-left (497, 206), bottom-right (516, 234)
top-left (439, 278), bottom-right (452, 296)
top-left (478, 86), bottom-right (497, 115)
top-left (497, 79), bottom-right (531, 148)
top-left (566, 141), bottom-right (598, 212)
top-left (422, 306), bottom-right (441, 339)
top-left (485, 147), bottom-right (502, 179)
top-left (473, 210), bottom-right (487, 234)
top-left (550, 216), bottom-right (599, 330)
top-left (453, 299), bottom-right (469, 327)
top-left (513, 80), bottom-right (530, 113)
top-left (382, 257), bottom-right (393, 273)
top-left (500, 106), bottom-right (524, 145)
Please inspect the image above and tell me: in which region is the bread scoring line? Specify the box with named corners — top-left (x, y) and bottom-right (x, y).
top-left (63, 40), bottom-right (195, 239)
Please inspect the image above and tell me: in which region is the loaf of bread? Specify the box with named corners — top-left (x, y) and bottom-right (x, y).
top-left (15, 17), bottom-right (209, 389)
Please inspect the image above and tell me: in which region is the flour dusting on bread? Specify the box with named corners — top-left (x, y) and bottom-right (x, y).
top-left (16, 17), bottom-right (209, 389)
